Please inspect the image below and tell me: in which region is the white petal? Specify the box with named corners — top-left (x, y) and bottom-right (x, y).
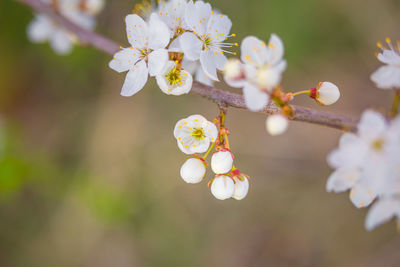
top-left (125, 14), bottom-right (148, 47)
top-left (120, 60), bottom-right (148, 97)
top-left (358, 110), bottom-right (387, 142)
top-left (233, 177), bottom-right (249, 200)
top-left (180, 32), bottom-right (202, 60)
top-left (109, 48), bottom-right (139, 73)
top-left (148, 48), bottom-right (168, 76)
top-left (214, 53), bottom-right (228, 71)
top-left (266, 33), bottom-right (284, 66)
top-left (185, 0), bottom-right (211, 36)
top-left (200, 50), bottom-right (219, 81)
top-left (206, 14), bottom-right (232, 42)
top-left (377, 50), bottom-right (400, 66)
top-left (195, 66), bottom-right (214, 86)
top-left (148, 13), bottom-right (171, 50)
top-left (27, 15), bottom-right (53, 43)
top-left (349, 184), bottom-right (377, 209)
top-left (365, 198), bottom-right (400, 231)
top-left (50, 30), bottom-right (73, 55)
top-left (371, 65), bottom-right (400, 90)
top-left (326, 169), bottom-right (360, 193)
top-left (241, 36), bottom-right (268, 66)
top-left (243, 83), bottom-right (269, 111)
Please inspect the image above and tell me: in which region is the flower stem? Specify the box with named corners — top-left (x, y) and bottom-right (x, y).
top-left (291, 90), bottom-right (310, 97)
top-left (203, 142), bottom-right (215, 160)
top-left (390, 89), bottom-right (400, 117)
top-left (223, 133), bottom-right (230, 149)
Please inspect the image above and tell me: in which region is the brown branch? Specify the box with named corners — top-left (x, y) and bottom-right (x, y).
top-left (17, 0), bottom-right (359, 131)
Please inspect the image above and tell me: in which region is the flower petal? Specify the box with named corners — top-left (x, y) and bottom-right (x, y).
top-left (365, 198), bottom-right (400, 231)
top-left (125, 14), bottom-right (148, 47)
top-left (358, 110), bottom-right (387, 142)
top-left (243, 83), bottom-right (269, 111)
top-left (27, 15), bottom-right (53, 43)
top-left (148, 48), bottom-right (168, 76)
top-left (206, 13), bottom-right (232, 42)
top-left (349, 184), bottom-right (376, 209)
top-left (148, 13), bottom-right (170, 50)
top-left (109, 47), bottom-right (139, 73)
top-left (266, 33), bottom-right (284, 66)
top-left (50, 30), bottom-right (73, 55)
top-left (120, 60), bottom-right (148, 97)
top-left (371, 65), bottom-right (400, 90)
top-left (200, 49), bottom-right (218, 81)
top-left (326, 169), bottom-right (360, 193)
top-left (241, 36), bottom-right (268, 67)
top-left (185, 0), bottom-right (211, 36)
top-left (180, 32), bottom-right (202, 61)
top-left (196, 66), bottom-right (214, 86)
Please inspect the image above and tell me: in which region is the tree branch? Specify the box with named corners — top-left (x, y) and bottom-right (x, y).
top-left (17, 0), bottom-right (359, 131)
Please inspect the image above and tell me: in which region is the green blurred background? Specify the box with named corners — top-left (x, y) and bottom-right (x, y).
top-left (0, 0), bottom-right (400, 266)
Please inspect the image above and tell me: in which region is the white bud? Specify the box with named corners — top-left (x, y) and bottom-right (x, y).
top-left (224, 59), bottom-right (242, 80)
top-left (85, 0), bottom-right (105, 15)
top-left (233, 177), bottom-right (249, 200)
top-left (266, 114), bottom-right (288, 136)
top-left (211, 150), bottom-right (234, 174)
top-left (180, 158), bottom-right (206, 184)
top-left (316, 82), bottom-right (340, 105)
top-left (256, 68), bottom-right (281, 91)
top-left (211, 175), bottom-right (235, 200)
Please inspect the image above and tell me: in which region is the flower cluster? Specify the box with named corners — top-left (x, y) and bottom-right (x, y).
top-left (327, 110), bottom-right (400, 231)
top-left (109, 0), bottom-right (237, 97)
top-left (27, 0), bottom-right (105, 55)
top-left (174, 112), bottom-right (250, 200)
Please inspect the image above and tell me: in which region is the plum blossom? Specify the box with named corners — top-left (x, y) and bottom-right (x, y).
top-left (211, 175), bottom-right (235, 200)
top-left (180, 157), bottom-right (207, 184)
top-left (211, 149), bottom-right (234, 174)
top-left (310, 82), bottom-right (340, 106)
top-left (266, 114), bottom-right (289, 136)
top-left (156, 61), bottom-right (193, 95)
top-left (371, 38), bottom-right (400, 89)
top-left (109, 14), bottom-right (170, 97)
top-left (327, 110), bottom-right (400, 230)
top-left (174, 114), bottom-right (218, 154)
top-left (158, 0), bottom-right (189, 39)
top-left (224, 34), bottom-right (287, 111)
top-left (180, 0), bottom-right (236, 81)
top-left (27, 0), bottom-right (103, 55)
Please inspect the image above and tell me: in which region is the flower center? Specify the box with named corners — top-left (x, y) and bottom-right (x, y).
top-left (372, 138), bottom-right (385, 151)
top-left (165, 68), bottom-right (183, 85)
top-left (139, 48), bottom-right (151, 60)
top-left (191, 128), bottom-right (205, 140)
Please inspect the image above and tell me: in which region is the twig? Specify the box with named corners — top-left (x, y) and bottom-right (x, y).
top-left (17, 0), bottom-right (359, 132)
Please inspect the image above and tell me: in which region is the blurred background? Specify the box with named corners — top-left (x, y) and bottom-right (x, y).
top-left (1, 0), bottom-right (400, 266)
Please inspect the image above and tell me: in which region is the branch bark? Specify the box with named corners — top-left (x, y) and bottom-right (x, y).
top-left (18, 0), bottom-right (359, 131)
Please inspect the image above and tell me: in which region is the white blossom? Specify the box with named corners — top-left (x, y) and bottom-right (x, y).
top-left (109, 14), bottom-right (170, 97)
top-left (211, 149), bottom-right (234, 174)
top-left (312, 82), bottom-right (340, 105)
top-left (266, 114), bottom-right (289, 136)
top-left (158, 0), bottom-right (189, 39)
top-left (233, 177), bottom-right (249, 200)
top-left (327, 110), bottom-right (400, 227)
top-left (371, 39), bottom-right (400, 89)
top-left (224, 34), bottom-right (286, 111)
top-left (156, 61), bottom-right (193, 95)
top-left (174, 114), bottom-right (218, 154)
top-left (211, 175), bottom-right (235, 200)
top-left (180, 1), bottom-right (235, 81)
top-left (365, 196), bottom-right (400, 231)
top-left (180, 157), bottom-right (207, 184)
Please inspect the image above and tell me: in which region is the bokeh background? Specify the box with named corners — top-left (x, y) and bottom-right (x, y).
top-left (1, 0), bottom-right (400, 266)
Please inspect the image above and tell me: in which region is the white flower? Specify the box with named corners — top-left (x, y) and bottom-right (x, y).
top-left (224, 58), bottom-right (243, 81)
top-left (174, 114), bottom-right (218, 154)
top-left (180, 157), bottom-right (207, 184)
top-left (365, 196), bottom-right (400, 231)
top-left (266, 114), bottom-right (288, 136)
top-left (211, 149), bottom-right (234, 174)
top-left (327, 110), bottom-right (400, 210)
top-left (109, 13), bottom-right (170, 97)
top-left (180, 1), bottom-right (235, 81)
top-left (371, 38), bottom-right (400, 90)
top-left (156, 61), bottom-right (193, 95)
top-left (311, 82), bottom-right (340, 105)
top-left (224, 34), bottom-right (286, 111)
top-left (211, 175), bottom-right (235, 200)
top-left (233, 177), bottom-right (249, 200)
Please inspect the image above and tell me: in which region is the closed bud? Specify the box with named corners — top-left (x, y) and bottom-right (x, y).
top-left (233, 177), bottom-right (249, 200)
top-left (180, 158), bottom-right (206, 184)
top-left (211, 149), bottom-right (234, 174)
top-left (211, 175), bottom-right (235, 200)
top-left (84, 0), bottom-right (105, 15)
top-left (224, 59), bottom-right (242, 80)
top-left (312, 82), bottom-right (340, 105)
top-left (266, 114), bottom-right (288, 136)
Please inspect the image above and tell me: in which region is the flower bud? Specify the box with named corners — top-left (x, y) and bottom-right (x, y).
top-left (224, 59), bottom-right (242, 80)
top-left (211, 149), bottom-right (234, 174)
top-left (84, 0), bottom-right (105, 15)
top-left (266, 114), bottom-right (288, 136)
top-left (312, 82), bottom-right (340, 105)
top-left (211, 175), bottom-right (235, 200)
top-left (233, 177), bottom-right (249, 200)
top-left (256, 68), bottom-right (281, 91)
top-left (180, 158), bottom-right (206, 184)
